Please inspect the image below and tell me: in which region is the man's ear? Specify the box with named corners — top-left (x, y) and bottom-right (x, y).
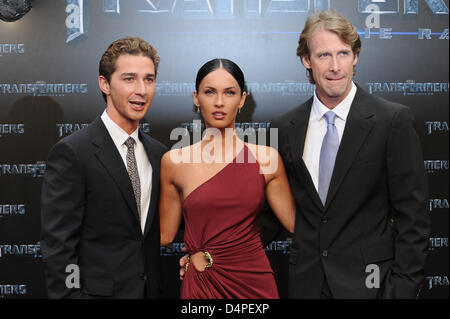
top-left (353, 53), bottom-right (359, 67)
top-left (98, 76), bottom-right (110, 96)
top-left (301, 55), bottom-right (312, 70)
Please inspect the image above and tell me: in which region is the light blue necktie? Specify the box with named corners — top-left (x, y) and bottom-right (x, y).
top-left (318, 111), bottom-right (339, 205)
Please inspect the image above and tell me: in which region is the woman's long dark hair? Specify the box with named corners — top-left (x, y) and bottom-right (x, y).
top-left (195, 58), bottom-right (246, 95)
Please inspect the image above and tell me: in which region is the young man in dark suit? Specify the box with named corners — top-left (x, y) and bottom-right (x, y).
top-left (40, 37), bottom-right (167, 298)
top-left (272, 10), bottom-right (430, 299)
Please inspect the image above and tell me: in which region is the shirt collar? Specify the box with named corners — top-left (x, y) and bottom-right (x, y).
top-left (101, 109), bottom-right (140, 147)
top-left (312, 82), bottom-right (357, 122)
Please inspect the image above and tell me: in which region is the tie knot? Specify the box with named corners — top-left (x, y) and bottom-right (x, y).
top-left (324, 111), bottom-right (337, 125)
top-left (124, 137), bottom-right (136, 149)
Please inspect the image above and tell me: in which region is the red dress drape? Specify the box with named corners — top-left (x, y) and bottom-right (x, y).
top-left (180, 145), bottom-right (279, 299)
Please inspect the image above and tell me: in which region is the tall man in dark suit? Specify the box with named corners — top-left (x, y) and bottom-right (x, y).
top-left (272, 10), bottom-right (430, 298)
top-left (41, 37), bottom-right (167, 298)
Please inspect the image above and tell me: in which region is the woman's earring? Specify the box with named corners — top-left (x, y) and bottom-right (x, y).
top-left (196, 106), bottom-right (200, 113)
top-left (238, 108), bottom-right (241, 114)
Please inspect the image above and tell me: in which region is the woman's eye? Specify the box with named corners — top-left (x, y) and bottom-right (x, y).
top-left (226, 91), bottom-right (236, 96)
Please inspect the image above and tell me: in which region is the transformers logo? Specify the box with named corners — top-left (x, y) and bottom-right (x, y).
top-left (366, 82), bottom-right (449, 95)
top-left (0, 163), bottom-right (46, 177)
top-left (56, 123), bottom-right (150, 138)
top-left (424, 160), bottom-right (449, 173)
top-left (359, 0), bottom-right (448, 14)
top-left (429, 198), bottom-right (449, 211)
top-left (0, 285), bottom-right (27, 296)
top-left (156, 82), bottom-right (315, 96)
top-left (0, 124), bottom-right (24, 137)
top-left (426, 121), bottom-right (449, 135)
top-left (0, 205), bottom-right (25, 217)
top-left (66, 0), bottom-right (449, 43)
top-left (0, 44), bottom-right (24, 56)
top-left (425, 276), bottom-right (449, 289)
top-left (428, 238), bottom-right (449, 250)
top-left (0, 83), bottom-right (88, 96)
top-left (0, 244), bottom-right (41, 258)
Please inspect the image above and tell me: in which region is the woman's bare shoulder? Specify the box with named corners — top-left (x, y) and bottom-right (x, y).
top-left (162, 145), bottom-right (194, 168)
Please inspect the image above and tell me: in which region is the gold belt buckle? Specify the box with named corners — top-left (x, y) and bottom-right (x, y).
top-left (184, 251), bottom-right (213, 272)
top-left (184, 255), bottom-right (190, 272)
top-left (204, 251), bottom-right (213, 270)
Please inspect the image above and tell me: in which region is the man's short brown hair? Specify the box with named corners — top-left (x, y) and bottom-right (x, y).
top-left (99, 37), bottom-right (160, 101)
top-left (297, 10), bottom-right (361, 84)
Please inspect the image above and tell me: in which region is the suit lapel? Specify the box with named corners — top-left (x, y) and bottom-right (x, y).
top-left (89, 118), bottom-right (141, 228)
top-left (140, 132), bottom-right (160, 238)
top-left (287, 99), bottom-right (324, 212)
top-left (324, 87), bottom-right (375, 210)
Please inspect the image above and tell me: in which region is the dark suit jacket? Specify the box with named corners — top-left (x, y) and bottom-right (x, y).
top-left (40, 116), bottom-right (167, 298)
top-left (271, 86), bottom-right (430, 299)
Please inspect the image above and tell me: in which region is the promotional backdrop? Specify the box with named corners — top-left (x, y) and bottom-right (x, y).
top-left (0, 0), bottom-right (448, 299)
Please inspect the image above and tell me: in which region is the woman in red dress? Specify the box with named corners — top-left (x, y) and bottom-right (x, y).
top-left (159, 59), bottom-right (295, 299)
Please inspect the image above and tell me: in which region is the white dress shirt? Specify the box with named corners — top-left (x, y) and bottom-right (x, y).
top-left (101, 110), bottom-right (152, 233)
top-left (302, 82), bottom-right (357, 191)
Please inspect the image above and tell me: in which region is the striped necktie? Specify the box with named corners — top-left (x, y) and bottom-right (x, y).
top-left (124, 137), bottom-right (141, 218)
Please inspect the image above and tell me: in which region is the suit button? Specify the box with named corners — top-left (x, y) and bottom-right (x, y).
top-left (321, 217), bottom-right (328, 224)
top-left (322, 250), bottom-right (328, 257)
top-left (141, 274), bottom-right (147, 281)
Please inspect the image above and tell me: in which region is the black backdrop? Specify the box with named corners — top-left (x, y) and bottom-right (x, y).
top-left (0, 0), bottom-right (448, 299)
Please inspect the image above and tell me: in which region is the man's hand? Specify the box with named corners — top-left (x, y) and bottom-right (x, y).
top-left (179, 247), bottom-right (189, 280)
